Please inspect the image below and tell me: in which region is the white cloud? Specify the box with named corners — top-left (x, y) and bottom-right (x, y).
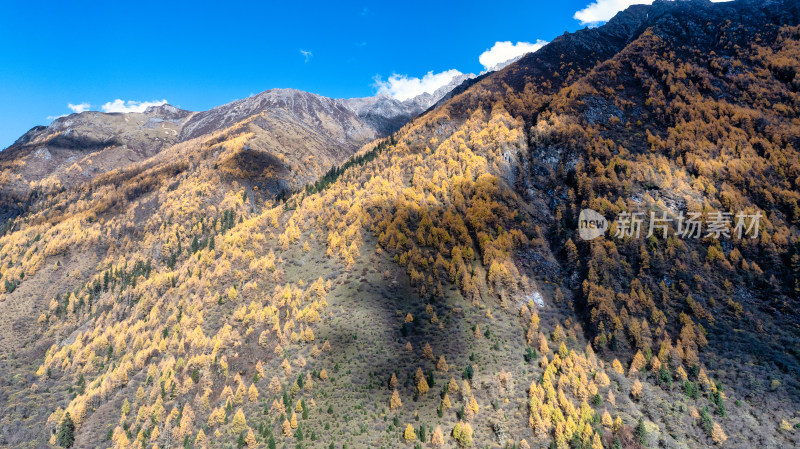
top-left (47, 102), bottom-right (90, 119)
top-left (300, 49), bottom-right (313, 63)
top-left (374, 69), bottom-right (464, 101)
top-left (68, 102), bottom-right (91, 113)
top-left (478, 40), bottom-right (548, 71)
top-left (374, 38), bottom-right (550, 100)
top-left (101, 99), bottom-right (168, 113)
top-left (574, 0), bottom-right (733, 26)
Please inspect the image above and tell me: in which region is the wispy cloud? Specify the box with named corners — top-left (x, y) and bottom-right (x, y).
top-left (300, 49), bottom-right (313, 63)
top-left (374, 69), bottom-right (464, 101)
top-left (574, 0), bottom-right (733, 26)
top-left (101, 99), bottom-right (167, 113)
top-left (478, 40), bottom-right (548, 72)
top-left (48, 102), bottom-right (91, 119)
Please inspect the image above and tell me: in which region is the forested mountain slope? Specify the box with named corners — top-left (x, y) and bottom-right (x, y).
top-left (0, 0), bottom-right (799, 448)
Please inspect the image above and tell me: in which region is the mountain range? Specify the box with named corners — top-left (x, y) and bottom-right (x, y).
top-left (0, 73), bottom-right (475, 221)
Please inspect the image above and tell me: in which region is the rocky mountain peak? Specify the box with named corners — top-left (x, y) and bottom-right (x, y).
top-left (142, 103), bottom-right (192, 120)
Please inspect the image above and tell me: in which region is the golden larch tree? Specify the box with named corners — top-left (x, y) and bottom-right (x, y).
top-left (629, 351), bottom-right (646, 376)
top-left (431, 426), bottom-right (445, 447)
top-left (255, 361), bottom-right (265, 379)
top-left (231, 409), bottom-right (248, 434)
top-left (437, 355), bottom-right (449, 372)
top-left (282, 419), bottom-right (292, 436)
top-left (390, 389), bottom-right (402, 410)
top-left (441, 393), bottom-right (452, 409)
top-left (269, 376), bottom-right (282, 395)
top-left (247, 383), bottom-right (259, 402)
top-left (417, 376), bottom-right (430, 396)
top-left (404, 424), bottom-right (417, 442)
top-left (469, 396), bottom-right (479, 415)
top-left (591, 432), bottom-right (603, 449)
top-left (602, 410), bottom-right (613, 428)
top-left (281, 358), bottom-right (292, 375)
top-left (631, 379), bottom-right (643, 400)
top-left (194, 429), bottom-right (207, 449)
top-left (245, 428), bottom-right (257, 448)
top-left (111, 426), bottom-right (129, 449)
top-left (422, 342), bottom-right (434, 360)
top-left (177, 403), bottom-right (195, 439)
top-left (234, 383), bottom-right (246, 405)
top-left (448, 377), bottom-right (459, 394)
top-left (712, 422), bottom-right (727, 445)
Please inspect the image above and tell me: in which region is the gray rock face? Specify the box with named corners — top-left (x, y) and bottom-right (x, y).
top-left (177, 75), bottom-right (479, 145)
top-left (340, 73), bottom-right (477, 134)
top-left (179, 88), bottom-right (370, 143)
top-left (341, 94), bottom-right (417, 136)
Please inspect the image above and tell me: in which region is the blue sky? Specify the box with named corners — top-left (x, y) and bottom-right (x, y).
top-left (0, 0), bottom-right (677, 149)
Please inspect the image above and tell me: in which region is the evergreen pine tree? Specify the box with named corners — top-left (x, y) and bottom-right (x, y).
top-left (636, 417), bottom-right (648, 446)
top-left (56, 412), bottom-right (75, 448)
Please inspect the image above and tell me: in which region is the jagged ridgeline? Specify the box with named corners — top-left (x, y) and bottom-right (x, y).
top-left (0, 0), bottom-right (799, 448)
